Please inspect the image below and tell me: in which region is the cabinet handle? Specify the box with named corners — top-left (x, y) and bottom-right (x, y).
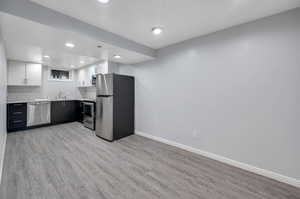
top-left (12, 120), bottom-right (23, 123)
top-left (12, 112), bottom-right (23, 115)
top-left (25, 63), bottom-right (27, 82)
top-left (13, 104), bottom-right (23, 107)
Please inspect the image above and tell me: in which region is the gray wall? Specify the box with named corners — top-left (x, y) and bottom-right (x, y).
top-left (0, 28), bottom-right (7, 183)
top-left (119, 8), bottom-right (300, 180)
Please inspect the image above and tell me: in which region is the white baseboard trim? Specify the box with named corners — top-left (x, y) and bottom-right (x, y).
top-left (0, 131), bottom-right (7, 184)
top-left (135, 131), bottom-right (300, 189)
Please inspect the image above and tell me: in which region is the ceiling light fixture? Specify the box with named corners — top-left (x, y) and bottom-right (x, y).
top-left (152, 0), bottom-right (165, 36)
top-left (97, 0), bottom-right (110, 4)
top-left (152, 27), bottom-right (163, 35)
top-left (70, 65), bottom-right (75, 68)
top-left (113, 55), bottom-right (121, 59)
top-left (80, 61), bottom-right (85, 64)
top-left (43, 55), bottom-right (50, 59)
top-left (65, 42), bottom-right (75, 48)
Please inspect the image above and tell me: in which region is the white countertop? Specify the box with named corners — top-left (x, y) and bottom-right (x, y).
top-left (81, 98), bottom-right (96, 102)
top-left (7, 98), bottom-right (96, 104)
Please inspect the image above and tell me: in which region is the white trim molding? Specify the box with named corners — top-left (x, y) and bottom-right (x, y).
top-left (135, 131), bottom-right (300, 189)
top-left (0, 131), bottom-right (7, 184)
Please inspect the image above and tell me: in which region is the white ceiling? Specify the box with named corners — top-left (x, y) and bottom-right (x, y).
top-left (30, 0), bottom-right (300, 49)
top-left (0, 12), bottom-right (153, 69)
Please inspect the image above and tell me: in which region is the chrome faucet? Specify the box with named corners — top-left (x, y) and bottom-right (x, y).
top-left (57, 91), bottom-right (67, 100)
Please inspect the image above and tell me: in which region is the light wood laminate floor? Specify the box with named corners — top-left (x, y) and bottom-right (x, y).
top-left (0, 122), bottom-right (299, 199)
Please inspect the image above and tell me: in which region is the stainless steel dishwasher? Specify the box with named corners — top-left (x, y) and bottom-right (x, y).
top-left (27, 101), bottom-right (51, 127)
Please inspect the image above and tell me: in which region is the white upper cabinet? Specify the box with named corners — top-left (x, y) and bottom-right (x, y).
top-left (77, 66), bottom-right (95, 87)
top-left (7, 61), bottom-right (26, 86)
top-left (76, 61), bottom-right (119, 88)
top-left (7, 61), bottom-right (42, 86)
top-left (26, 63), bottom-right (42, 85)
top-left (77, 61), bottom-right (118, 87)
top-left (95, 61), bottom-right (108, 74)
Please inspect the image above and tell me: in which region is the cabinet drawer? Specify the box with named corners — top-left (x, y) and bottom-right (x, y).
top-left (8, 103), bottom-right (27, 113)
top-left (8, 119), bottom-right (27, 131)
top-left (9, 118), bottom-right (26, 125)
top-left (9, 111), bottom-right (26, 120)
top-left (10, 111), bottom-right (25, 116)
top-left (8, 104), bottom-right (27, 119)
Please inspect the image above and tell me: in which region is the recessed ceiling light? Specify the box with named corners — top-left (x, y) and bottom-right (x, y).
top-left (80, 61), bottom-right (85, 64)
top-left (65, 42), bottom-right (75, 48)
top-left (97, 0), bottom-right (110, 4)
top-left (113, 55), bottom-right (121, 59)
top-left (151, 27), bottom-right (163, 35)
top-left (43, 55), bottom-right (50, 58)
top-left (70, 65), bottom-right (75, 68)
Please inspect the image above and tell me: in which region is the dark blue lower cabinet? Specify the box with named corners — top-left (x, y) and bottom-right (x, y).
top-left (7, 101), bottom-right (82, 132)
top-left (51, 101), bottom-right (81, 125)
top-left (7, 103), bottom-right (27, 132)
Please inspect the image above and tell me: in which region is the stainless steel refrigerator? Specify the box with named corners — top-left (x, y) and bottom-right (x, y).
top-left (95, 74), bottom-right (134, 141)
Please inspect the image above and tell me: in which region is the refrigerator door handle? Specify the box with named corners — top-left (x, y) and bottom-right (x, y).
top-left (99, 100), bottom-right (102, 119)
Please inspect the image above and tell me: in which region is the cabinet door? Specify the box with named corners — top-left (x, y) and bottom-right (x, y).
top-left (77, 66), bottom-right (95, 87)
top-left (66, 101), bottom-right (77, 122)
top-left (26, 64), bottom-right (42, 86)
top-left (51, 101), bottom-right (64, 124)
top-left (77, 68), bottom-right (86, 86)
top-left (7, 61), bottom-right (26, 86)
top-left (86, 66), bottom-right (95, 86)
top-left (51, 101), bottom-right (78, 125)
